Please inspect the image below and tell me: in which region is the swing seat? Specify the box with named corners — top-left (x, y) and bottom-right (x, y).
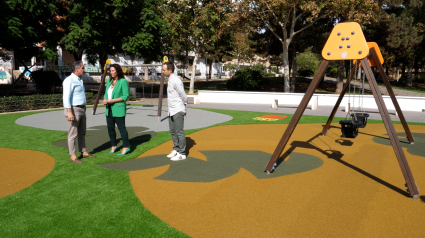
top-left (339, 120), bottom-right (361, 138)
top-left (351, 113), bottom-right (369, 128)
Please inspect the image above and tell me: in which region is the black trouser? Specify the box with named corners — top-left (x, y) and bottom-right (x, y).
top-left (106, 108), bottom-right (129, 147)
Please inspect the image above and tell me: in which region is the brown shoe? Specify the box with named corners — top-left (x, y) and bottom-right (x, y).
top-left (80, 153), bottom-right (96, 158)
top-left (70, 158), bottom-right (83, 164)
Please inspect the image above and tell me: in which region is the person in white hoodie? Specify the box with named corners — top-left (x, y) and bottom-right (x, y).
top-left (162, 62), bottom-right (188, 161)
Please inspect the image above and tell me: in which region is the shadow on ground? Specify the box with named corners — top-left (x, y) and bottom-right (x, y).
top-left (273, 130), bottom-right (411, 198)
top-left (99, 150), bottom-right (324, 182)
top-left (52, 126), bottom-right (157, 152)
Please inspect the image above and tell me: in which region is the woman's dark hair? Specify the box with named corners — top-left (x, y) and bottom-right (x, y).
top-left (109, 63), bottom-right (124, 82)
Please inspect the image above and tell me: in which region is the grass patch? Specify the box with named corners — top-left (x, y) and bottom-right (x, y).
top-left (0, 111), bottom-right (188, 238)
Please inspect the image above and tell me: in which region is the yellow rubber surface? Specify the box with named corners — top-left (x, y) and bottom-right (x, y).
top-left (130, 123), bottom-right (425, 237)
top-left (0, 148), bottom-right (55, 198)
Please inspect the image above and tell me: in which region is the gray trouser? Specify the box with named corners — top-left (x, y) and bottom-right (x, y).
top-left (64, 106), bottom-right (87, 155)
top-left (169, 111), bottom-right (186, 155)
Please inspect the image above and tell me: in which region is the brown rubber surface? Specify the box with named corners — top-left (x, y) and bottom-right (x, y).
top-left (0, 148), bottom-right (55, 198)
top-left (129, 123), bottom-right (425, 237)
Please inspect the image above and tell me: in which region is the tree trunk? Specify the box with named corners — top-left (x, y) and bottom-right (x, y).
top-left (414, 56), bottom-right (419, 81)
top-left (73, 52), bottom-right (83, 61)
top-left (407, 60), bottom-right (413, 87)
top-left (385, 66), bottom-right (389, 78)
top-left (14, 51), bottom-right (21, 70)
top-left (217, 60), bottom-right (222, 79)
top-left (185, 51), bottom-right (190, 79)
top-left (189, 53), bottom-right (198, 94)
top-left (345, 61), bottom-right (349, 81)
top-left (291, 49), bottom-right (297, 93)
top-left (209, 59), bottom-right (212, 80)
top-left (357, 64), bottom-right (361, 80)
top-left (282, 41), bottom-right (290, 92)
top-left (336, 60), bottom-right (344, 93)
top-left (401, 64), bottom-right (406, 85)
top-left (99, 53), bottom-right (107, 73)
top-left (396, 68), bottom-right (400, 82)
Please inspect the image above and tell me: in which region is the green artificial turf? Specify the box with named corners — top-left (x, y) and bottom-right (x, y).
top-left (0, 111), bottom-right (188, 238)
top-left (0, 106), bottom-right (423, 237)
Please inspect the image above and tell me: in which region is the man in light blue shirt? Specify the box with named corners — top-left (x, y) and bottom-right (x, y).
top-left (63, 61), bottom-right (96, 164)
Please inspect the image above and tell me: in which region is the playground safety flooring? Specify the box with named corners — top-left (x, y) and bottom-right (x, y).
top-left (1, 103), bottom-right (425, 237)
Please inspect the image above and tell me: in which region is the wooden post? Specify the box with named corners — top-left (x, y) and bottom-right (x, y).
top-left (92, 65), bottom-right (109, 115)
top-left (157, 64), bottom-right (165, 122)
top-left (361, 58), bottom-right (419, 198)
top-left (370, 47), bottom-right (414, 144)
top-left (265, 60), bottom-right (329, 172)
top-left (322, 62), bottom-right (358, 135)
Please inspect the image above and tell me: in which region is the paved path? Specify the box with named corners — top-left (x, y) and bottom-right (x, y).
top-left (130, 96), bottom-right (425, 124)
top-left (129, 99), bottom-right (425, 124)
top-left (323, 77), bottom-right (425, 97)
top-left (16, 106), bottom-right (232, 132)
top-left (185, 102), bottom-right (425, 123)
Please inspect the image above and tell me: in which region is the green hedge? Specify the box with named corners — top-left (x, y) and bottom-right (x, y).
top-left (0, 93), bottom-right (96, 113)
top-left (226, 67), bottom-right (269, 91)
top-left (298, 69), bottom-right (314, 77)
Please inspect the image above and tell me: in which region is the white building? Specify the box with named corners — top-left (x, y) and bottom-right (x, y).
top-left (2, 46), bottom-right (274, 84)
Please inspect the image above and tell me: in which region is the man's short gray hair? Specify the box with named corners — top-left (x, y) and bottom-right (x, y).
top-left (72, 61), bottom-right (83, 73)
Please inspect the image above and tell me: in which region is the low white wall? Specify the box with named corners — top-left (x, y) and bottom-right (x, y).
top-left (198, 90), bottom-right (425, 112)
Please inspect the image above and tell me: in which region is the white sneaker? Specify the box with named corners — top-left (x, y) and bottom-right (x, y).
top-left (170, 152), bottom-right (186, 161)
top-left (167, 150), bottom-right (178, 158)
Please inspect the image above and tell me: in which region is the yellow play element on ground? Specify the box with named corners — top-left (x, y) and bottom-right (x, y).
top-left (354, 42), bottom-right (385, 67)
top-left (0, 148), bottom-right (55, 198)
top-left (322, 22), bottom-right (369, 60)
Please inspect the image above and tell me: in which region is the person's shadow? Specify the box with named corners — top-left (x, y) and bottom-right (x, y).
top-left (186, 137), bottom-right (196, 156)
top-left (52, 126), bottom-right (157, 153)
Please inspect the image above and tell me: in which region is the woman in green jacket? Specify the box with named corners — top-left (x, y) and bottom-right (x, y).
top-left (102, 64), bottom-right (130, 155)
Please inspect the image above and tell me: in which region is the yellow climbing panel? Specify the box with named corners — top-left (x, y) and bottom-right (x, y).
top-left (321, 22), bottom-right (369, 61)
top-left (353, 42), bottom-right (384, 67)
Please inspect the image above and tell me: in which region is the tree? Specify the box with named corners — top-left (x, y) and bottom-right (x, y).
top-left (363, 0), bottom-right (424, 86)
top-left (225, 31), bottom-right (255, 69)
top-left (164, 0), bottom-right (232, 94)
top-left (234, 0), bottom-right (380, 92)
top-left (269, 54), bottom-right (283, 73)
top-left (61, 0), bottom-right (167, 69)
top-left (204, 32), bottom-right (235, 79)
top-left (1, 0), bottom-right (62, 67)
top-left (0, 0), bottom-right (63, 95)
top-left (387, 1), bottom-right (423, 87)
